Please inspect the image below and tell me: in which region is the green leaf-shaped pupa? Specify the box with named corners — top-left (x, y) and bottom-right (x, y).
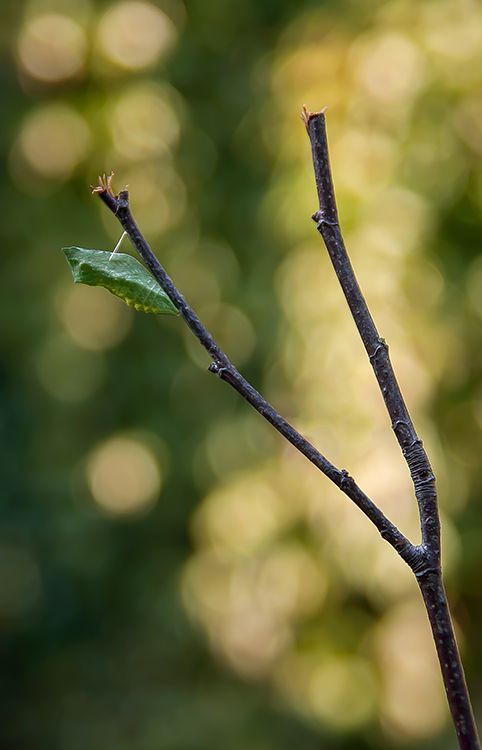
top-left (63, 247), bottom-right (178, 315)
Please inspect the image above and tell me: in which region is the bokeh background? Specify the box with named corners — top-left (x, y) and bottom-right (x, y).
top-left (1, 0), bottom-right (482, 747)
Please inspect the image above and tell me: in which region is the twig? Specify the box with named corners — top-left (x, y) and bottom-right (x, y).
top-left (302, 106), bottom-right (480, 750)
top-left (302, 106), bottom-right (439, 561)
top-left (93, 177), bottom-right (414, 564)
top-left (92, 107), bottom-right (480, 745)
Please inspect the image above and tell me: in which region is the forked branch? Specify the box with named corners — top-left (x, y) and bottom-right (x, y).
top-left (93, 111), bottom-right (480, 748)
top-left (95, 179), bottom-right (413, 563)
top-left (302, 107), bottom-right (479, 750)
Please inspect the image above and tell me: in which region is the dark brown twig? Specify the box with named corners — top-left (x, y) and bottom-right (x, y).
top-left (303, 107), bottom-right (479, 750)
top-left (92, 109), bottom-right (480, 747)
top-left (95, 183), bottom-right (415, 565)
top-left (302, 106), bottom-right (439, 564)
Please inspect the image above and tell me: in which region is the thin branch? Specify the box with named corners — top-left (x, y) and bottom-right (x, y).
top-left (302, 107), bottom-right (480, 750)
top-left (94, 178), bottom-right (416, 567)
top-left (419, 572), bottom-right (480, 750)
top-left (302, 107), bottom-right (439, 563)
top-left (92, 121), bottom-right (480, 745)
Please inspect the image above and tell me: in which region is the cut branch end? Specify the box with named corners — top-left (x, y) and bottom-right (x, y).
top-left (301, 105), bottom-right (328, 131)
top-left (91, 171), bottom-right (116, 197)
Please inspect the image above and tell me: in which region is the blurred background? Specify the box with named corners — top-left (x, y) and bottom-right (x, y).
top-left (1, 0), bottom-right (482, 747)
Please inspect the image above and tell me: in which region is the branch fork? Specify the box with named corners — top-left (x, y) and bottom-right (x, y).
top-left (93, 111), bottom-right (480, 750)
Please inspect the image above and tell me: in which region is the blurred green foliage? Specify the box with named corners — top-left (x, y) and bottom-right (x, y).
top-left (1, 0), bottom-right (482, 748)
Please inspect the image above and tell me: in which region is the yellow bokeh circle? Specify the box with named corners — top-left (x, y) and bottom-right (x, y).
top-left (96, 1), bottom-right (177, 71)
top-left (18, 13), bottom-right (87, 83)
top-left (86, 435), bottom-right (163, 516)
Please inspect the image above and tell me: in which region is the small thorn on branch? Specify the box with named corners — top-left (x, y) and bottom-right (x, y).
top-left (340, 468), bottom-right (354, 490)
top-left (208, 361), bottom-right (228, 379)
top-left (369, 338), bottom-right (389, 361)
top-left (311, 210), bottom-right (338, 228)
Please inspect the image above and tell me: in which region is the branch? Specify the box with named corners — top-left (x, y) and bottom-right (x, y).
top-left (419, 571), bottom-right (480, 750)
top-left (302, 107), bottom-right (439, 563)
top-left (302, 107), bottom-right (480, 750)
top-left (93, 176), bottom-right (416, 566)
top-left (92, 107), bottom-right (480, 746)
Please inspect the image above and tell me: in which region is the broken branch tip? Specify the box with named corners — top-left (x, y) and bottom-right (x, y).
top-left (301, 105), bottom-right (329, 131)
top-left (91, 171), bottom-right (116, 198)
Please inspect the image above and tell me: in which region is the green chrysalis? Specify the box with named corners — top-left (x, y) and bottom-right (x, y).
top-left (63, 247), bottom-right (178, 316)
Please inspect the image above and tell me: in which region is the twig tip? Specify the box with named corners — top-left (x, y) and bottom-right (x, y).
top-left (301, 105), bottom-right (329, 131)
top-left (91, 171), bottom-right (116, 197)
